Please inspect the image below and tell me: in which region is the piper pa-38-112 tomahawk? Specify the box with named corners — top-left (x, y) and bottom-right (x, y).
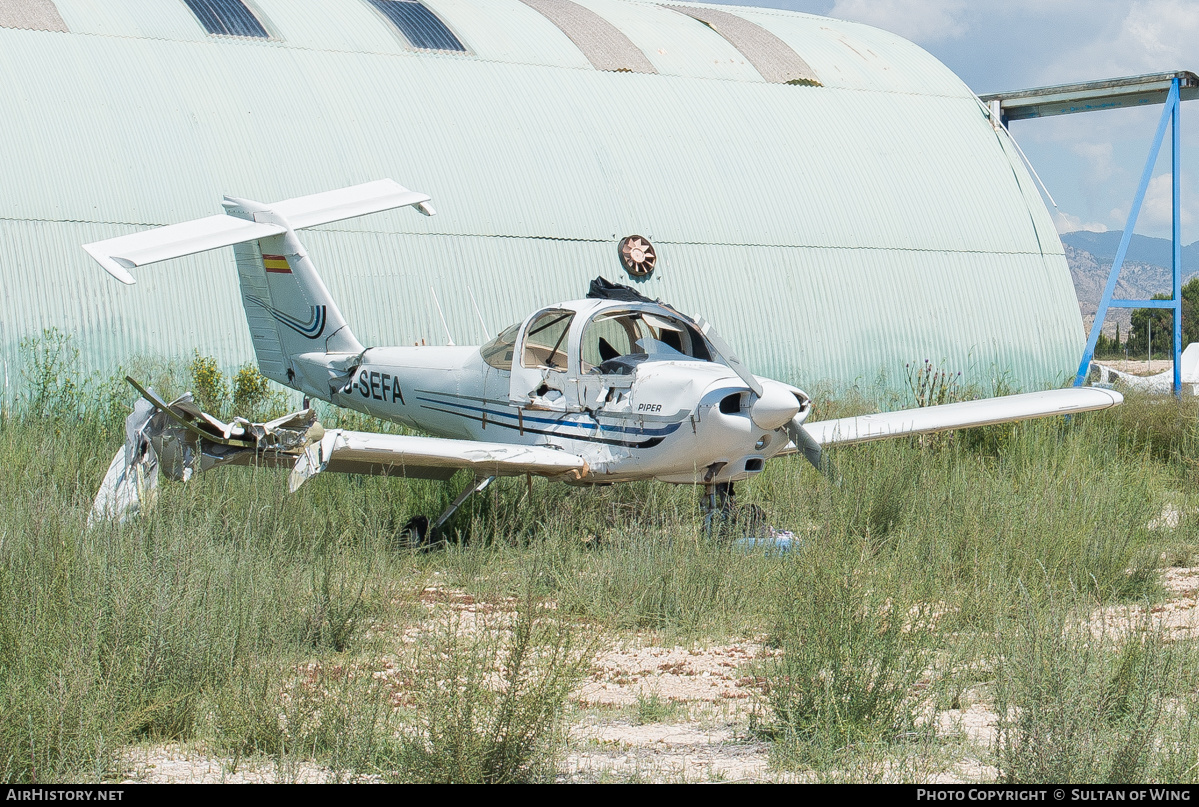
top-left (84, 179), bottom-right (1123, 538)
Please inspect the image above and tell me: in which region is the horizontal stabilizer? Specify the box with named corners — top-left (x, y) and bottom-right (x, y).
top-left (289, 430), bottom-right (588, 491)
top-left (262, 179), bottom-right (433, 230)
top-left (805, 387), bottom-right (1123, 448)
top-left (84, 216), bottom-right (284, 284)
top-left (83, 179), bottom-right (432, 284)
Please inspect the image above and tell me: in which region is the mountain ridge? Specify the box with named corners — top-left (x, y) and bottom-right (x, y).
top-left (1063, 239), bottom-right (1198, 339)
top-left (1059, 230), bottom-right (1199, 270)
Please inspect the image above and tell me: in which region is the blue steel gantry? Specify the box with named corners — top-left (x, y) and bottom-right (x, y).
top-left (981, 71), bottom-right (1198, 395)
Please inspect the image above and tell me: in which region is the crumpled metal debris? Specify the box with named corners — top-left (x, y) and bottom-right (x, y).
top-left (90, 378), bottom-right (321, 525)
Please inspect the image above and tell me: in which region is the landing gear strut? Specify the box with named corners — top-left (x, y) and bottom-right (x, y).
top-left (702, 481), bottom-right (736, 537)
top-left (702, 481), bottom-right (767, 539)
top-left (399, 475), bottom-right (496, 548)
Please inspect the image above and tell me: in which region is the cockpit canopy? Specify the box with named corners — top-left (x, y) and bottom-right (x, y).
top-left (481, 303), bottom-right (713, 376)
top-left (579, 309), bottom-right (711, 374)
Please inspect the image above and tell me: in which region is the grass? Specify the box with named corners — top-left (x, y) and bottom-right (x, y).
top-left (992, 586), bottom-right (1199, 784)
top-left (634, 692), bottom-right (681, 725)
top-left (390, 587), bottom-right (595, 783)
top-left (3, 334), bottom-right (1199, 782)
top-left (760, 535), bottom-right (937, 763)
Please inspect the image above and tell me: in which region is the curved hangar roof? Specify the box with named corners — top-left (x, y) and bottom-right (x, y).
top-left (0, 0), bottom-right (1080, 395)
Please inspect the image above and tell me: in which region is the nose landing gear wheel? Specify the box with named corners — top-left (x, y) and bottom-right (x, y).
top-left (702, 482), bottom-right (770, 540)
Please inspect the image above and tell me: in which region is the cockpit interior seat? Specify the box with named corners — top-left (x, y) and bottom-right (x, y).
top-left (598, 337), bottom-right (620, 362)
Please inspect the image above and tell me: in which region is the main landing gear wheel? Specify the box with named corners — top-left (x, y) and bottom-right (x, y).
top-left (398, 515), bottom-right (430, 548)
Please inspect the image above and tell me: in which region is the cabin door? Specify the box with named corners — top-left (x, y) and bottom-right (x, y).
top-left (508, 308), bottom-right (580, 412)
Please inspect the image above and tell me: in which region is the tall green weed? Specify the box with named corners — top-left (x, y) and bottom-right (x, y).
top-left (759, 535), bottom-right (937, 767)
top-left (994, 587), bottom-right (1199, 784)
top-left (388, 591), bottom-right (594, 783)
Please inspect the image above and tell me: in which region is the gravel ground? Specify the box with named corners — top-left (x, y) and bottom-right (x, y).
top-left (116, 564), bottom-right (1199, 784)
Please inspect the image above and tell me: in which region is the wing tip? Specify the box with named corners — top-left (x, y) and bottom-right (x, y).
top-left (1074, 385), bottom-right (1124, 408)
top-left (82, 243), bottom-right (137, 285)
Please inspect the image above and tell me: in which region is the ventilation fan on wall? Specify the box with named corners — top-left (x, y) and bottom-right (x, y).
top-left (618, 235), bottom-right (656, 278)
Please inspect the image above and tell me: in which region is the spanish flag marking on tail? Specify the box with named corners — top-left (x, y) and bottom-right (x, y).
top-left (263, 254), bottom-right (291, 274)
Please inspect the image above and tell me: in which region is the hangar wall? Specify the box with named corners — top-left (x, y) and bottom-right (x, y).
top-left (0, 0), bottom-right (1082, 398)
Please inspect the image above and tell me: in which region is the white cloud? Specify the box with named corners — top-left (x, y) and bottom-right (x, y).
top-left (1103, 172), bottom-right (1198, 240)
top-left (1119, 0), bottom-right (1199, 67)
top-left (1072, 142), bottom-right (1117, 183)
top-left (1126, 172), bottom-right (1196, 236)
top-left (1041, 0), bottom-right (1199, 82)
top-left (1054, 210), bottom-right (1108, 233)
top-left (826, 0), bottom-right (968, 42)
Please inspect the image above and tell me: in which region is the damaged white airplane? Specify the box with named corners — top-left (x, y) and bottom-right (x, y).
top-left (84, 180), bottom-right (1124, 538)
top-left (1091, 343), bottom-right (1199, 395)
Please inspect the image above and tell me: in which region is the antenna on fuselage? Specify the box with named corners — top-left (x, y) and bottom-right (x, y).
top-left (467, 286), bottom-right (491, 342)
top-left (429, 286), bottom-right (455, 346)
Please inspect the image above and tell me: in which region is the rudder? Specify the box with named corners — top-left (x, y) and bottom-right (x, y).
top-left (221, 196), bottom-right (363, 386)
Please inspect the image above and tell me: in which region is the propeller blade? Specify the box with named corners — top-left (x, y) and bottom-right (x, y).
top-left (694, 317), bottom-right (763, 397)
top-left (785, 416), bottom-right (835, 480)
top-left (693, 317), bottom-right (827, 480)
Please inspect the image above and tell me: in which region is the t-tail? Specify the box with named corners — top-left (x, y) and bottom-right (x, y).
top-left (83, 180), bottom-right (434, 400)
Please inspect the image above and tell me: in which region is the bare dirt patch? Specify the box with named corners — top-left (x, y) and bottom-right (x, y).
top-left (116, 566), bottom-right (1199, 784)
top-left (566, 637), bottom-right (774, 781)
top-left (577, 639), bottom-right (766, 707)
top-left (1095, 359), bottom-right (1174, 377)
top-left (565, 719), bottom-right (773, 782)
top-left (1091, 566), bottom-right (1199, 641)
top-left (119, 743), bottom-right (348, 784)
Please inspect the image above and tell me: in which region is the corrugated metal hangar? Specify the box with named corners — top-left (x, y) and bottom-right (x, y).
top-left (0, 0), bottom-right (1081, 396)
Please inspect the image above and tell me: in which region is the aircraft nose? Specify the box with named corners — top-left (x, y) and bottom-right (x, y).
top-left (751, 381), bottom-right (801, 431)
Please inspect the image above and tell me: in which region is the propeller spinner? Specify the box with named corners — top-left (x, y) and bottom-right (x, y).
top-left (694, 316), bottom-right (828, 477)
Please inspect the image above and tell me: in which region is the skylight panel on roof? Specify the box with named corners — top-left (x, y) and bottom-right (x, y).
top-left (666, 5), bottom-right (820, 86)
top-left (366, 0), bottom-right (466, 52)
top-left (182, 0), bottom-right (269, 38)
top-left (518, 0), bottom-right (655, 74)
top-left (0, 0), bottom-right (67, 31)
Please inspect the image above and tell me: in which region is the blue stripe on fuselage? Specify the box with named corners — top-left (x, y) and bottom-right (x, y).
top-left (414, 393), bottom-right (683, 438)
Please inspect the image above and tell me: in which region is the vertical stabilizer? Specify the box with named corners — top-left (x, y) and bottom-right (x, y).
top-left (222, 195), bottom-right (364, 386)
top-left (82, 179), bottom-right (435, 397)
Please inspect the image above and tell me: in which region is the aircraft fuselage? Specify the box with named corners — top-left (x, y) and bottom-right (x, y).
top-left (316, 324), bottom-right (807, 486)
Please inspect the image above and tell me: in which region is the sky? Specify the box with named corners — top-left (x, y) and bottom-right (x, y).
top-left (714, 0), bottom-right (1199, 241)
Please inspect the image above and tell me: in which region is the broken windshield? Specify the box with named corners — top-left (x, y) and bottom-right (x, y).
top-left (581, 309), bottom-right (711, 374)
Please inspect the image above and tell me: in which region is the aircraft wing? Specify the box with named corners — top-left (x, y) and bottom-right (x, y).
top-left (288, 430), bottom-right (588, 491)
top-left (91, 378), bottom-right (588, 524)
top-left (803, 387), bottom-right (1123, 448)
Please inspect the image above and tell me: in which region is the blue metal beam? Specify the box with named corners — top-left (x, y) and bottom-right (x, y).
top-left (1173, 83), bottom-right (1183, 393)
top-left (1073, 78), bottom-right (1182, 392)
top-left (1108, 299), bottom-right (1177, 309)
